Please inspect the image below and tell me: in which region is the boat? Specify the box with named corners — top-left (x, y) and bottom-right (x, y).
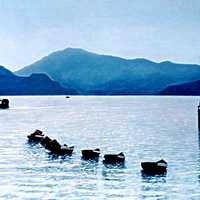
top-left (141, 159), bottom-right (167, 175)
top-left (81, 148), bottom-right (100, 161)
top-left (0, 99), bottom-right (9, 109)
top-left (103, 152), bottom-right (125, 165)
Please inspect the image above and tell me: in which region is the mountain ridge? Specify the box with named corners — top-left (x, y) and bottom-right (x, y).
top-left (0, 66), bottom-right (77, 95)
top-left (160, 79), bottom-right (200, 96)
top-left (15, 48), bottom-right (200, 95)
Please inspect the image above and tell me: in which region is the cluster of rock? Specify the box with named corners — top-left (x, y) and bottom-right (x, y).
top-left (27, 130), bottom-right (167, 175)
top-left (27, 130), bottom-right (74, 156)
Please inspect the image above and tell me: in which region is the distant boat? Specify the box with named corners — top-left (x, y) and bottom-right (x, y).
top-left (0, 99), bottom-right (9, 109)
top-left (65, 96), bottom-right (70, 98)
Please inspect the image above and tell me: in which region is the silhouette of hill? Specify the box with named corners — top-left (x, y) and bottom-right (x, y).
top-left (16, 48), bottom-right (200, 95)
top-left (0, 65), bottom-right (77, 95)
top-left (160, 80), bottom-right (200, 95)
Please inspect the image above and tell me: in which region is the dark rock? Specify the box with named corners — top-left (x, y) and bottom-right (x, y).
top-left (27, 131), bottom-right (74, 157)
top-left (0, 99), bottom-right (9, 109)
top-left (45, 139), bottom-right (61, 153)
top-left (103, 152), bottom-right (125, 165)
top-left (81, 148), bottom-right (100, 161)
top-left (141, 159), bottom-right (167, 175)
top-left (40, 136), bottom-right (52, 147)
top-left (27, 129), bottom-right (44, 143)
top-left (58, 145), bottom-right (74, 156)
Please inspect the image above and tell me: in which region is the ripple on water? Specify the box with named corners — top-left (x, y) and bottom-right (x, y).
top-left (0, 96), bottom-right (200, 199)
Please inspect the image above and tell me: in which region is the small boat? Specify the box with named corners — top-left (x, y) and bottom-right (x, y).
top-left (103, 152), bottom-right (125, 165)
top-left (65, 96), bottom-right (70, 98)
top-left (0, 99), bottom-right (9, 109)
top-left (141, 159), bottom-right (167, 175)
top-left (27, 130), bottom-right (44, 143)
top-left (81, 148), bottom-right (100, 161)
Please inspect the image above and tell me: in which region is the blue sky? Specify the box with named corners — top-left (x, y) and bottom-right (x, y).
top-left (0, 0), bottom-right (199, 70)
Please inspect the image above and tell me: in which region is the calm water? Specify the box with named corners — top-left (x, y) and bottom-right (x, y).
top-left (0, 96), bottom-right (200, 200)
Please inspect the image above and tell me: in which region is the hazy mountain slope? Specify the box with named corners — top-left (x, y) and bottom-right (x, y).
top-left (160, 80), bottom-right (200, 95)
top-left (0, 66), bottom-right (77, 95)
top-left (0, 65), bottom-right (15, 77)
top-left (16, 48), bottom-right (200, 95)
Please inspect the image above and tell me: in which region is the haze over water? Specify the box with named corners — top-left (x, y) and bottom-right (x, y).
top-left (0, 96), bottom-right (199, 199)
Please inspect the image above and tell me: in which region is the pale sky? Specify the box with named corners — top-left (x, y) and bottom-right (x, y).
top-left (0, 0), bottom-right (200, 71)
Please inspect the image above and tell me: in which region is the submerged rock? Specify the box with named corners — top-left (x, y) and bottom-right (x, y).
top-left (45, 139), bottom-right (61, 153)
top-left (0, 99), bottom-right (9, 109)
top-left (27, 130), bottom-right (44, 143)
top-left (59, 145), bottom-right (74, 156)
top-left (141, 159), bottom-right (167, 175)
top-left (81, 148), bottom-right (100, 161)
top-left (40, 136), bottom-right (52, 147)
top-left (103, 152), bottom-right (125, 166)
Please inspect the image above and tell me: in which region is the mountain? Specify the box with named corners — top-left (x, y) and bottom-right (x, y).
top-left (16, 48), bottom-right (200, 95)
top-left (0, 65), bottom-right (15, 77)
top-left (160, 80), bottom-right (200, 95)
top-left (0, 65), bottom-right (77, 95)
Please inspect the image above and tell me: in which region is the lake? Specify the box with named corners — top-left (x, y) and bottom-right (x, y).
top-left (0, 96), bottom-right (199, 199)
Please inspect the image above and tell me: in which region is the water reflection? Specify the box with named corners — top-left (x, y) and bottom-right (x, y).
top-left (102, 162), bottom-right (126, 169)
top-left (1, 96), bottom-right (200, 199)
top-left (80, 160), bottom-right (98, 175)
top-left (141, 173), bottom-right (167, 183)
top-left (102, 166), bottom-right (126, 181)
top-left (102, 166), bottom-right (128, 199)
top-left (140, 173), bottom-right (167, 200)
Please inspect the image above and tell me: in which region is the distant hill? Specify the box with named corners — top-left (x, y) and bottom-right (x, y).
top-left (160, 80), bottom-right (200, 95)
top-left (16, 48), bottom-right (200, 95)
top-left (0, 65), bottom-right (77, 95)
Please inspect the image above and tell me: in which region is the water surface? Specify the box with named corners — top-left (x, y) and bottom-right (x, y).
top-left (0, 96), bottom-right (199, 199)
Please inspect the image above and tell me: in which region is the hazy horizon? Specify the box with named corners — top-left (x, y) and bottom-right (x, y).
top-left (0, 0), bottom-right (200, 70)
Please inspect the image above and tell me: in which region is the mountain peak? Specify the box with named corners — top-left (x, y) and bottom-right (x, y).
top-left (63, 47), bottom-right (89, 53)
top-left (160, 60), bottom-right (174, 64)
top-left (50, 47), bottom-right (94, 57)
top-left (131, 58), bottom-right (155, 64)
top-left (15, 48), bottom-right (200, 95)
